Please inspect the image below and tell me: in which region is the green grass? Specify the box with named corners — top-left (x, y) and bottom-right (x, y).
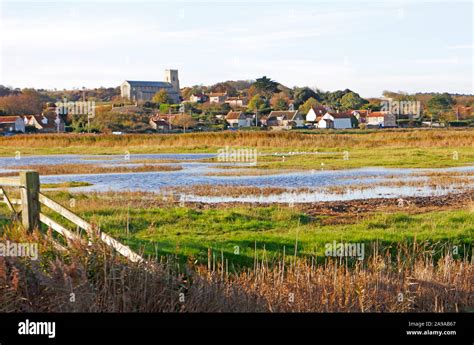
top-left (221, 147), bottom-right (474, 170)
top-left (1, 196), bottom-right (472, 268)
top-left (45, 204), bottom-right (473, 267)
top-left (41, 181), bottom-right (93, 189)
top-left (1, 130), bottom-right (472, 169)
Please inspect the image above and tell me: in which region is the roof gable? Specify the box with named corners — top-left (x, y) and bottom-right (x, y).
top-left (124, 80), bottom-right (174, 88)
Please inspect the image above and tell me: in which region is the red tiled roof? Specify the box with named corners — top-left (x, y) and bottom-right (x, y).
top-left (317, 116), bottom-right (333, 122)
top-left (367, 112), bottom-right (386, 118)
top-left (226, 111), bottom-right (243, 120)
top-left (0, 116), bottom-right (22, 123)
top-left (310, 106), bottom-right (327, 114)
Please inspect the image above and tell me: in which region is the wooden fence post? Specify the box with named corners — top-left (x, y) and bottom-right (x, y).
top-left (20, 171), bottom-right (40, 232)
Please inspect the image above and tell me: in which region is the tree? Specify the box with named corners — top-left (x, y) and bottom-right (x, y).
top-left (0, 89), bottom-right (43, 115)
top-left (209, 82), bottom-right (237, 96)
top-left (172, 113), bottom-right (196, 133)
top-left (361, 102), bottom-right (381, 111)
top-left (252, 76), bottom-right (279, 99)
top-left (427, 94), bottom-right (455, 113)
top-left (293, 87), bottom-right (321, 108)
top-left (298, 97), bottom-right (321, 113)
top-left (324, 89), bottom-right (353, 109)
top-left (247, 95), bottom-right (268, 112)
top-left (152, 89), bottom-right (171, 104)
top-left (427, 93), bottom-right (455, 123)
top-left (340, 92), bottom-right (368, 110)
top-left (270, 94), bottom-right (289, 110)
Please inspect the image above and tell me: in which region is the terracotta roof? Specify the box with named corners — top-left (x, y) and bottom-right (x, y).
top-left (456, 106), bottom-right (472, 116)
top-left (0, 116), bottom-right (22, 123)
top-left (353, 109), bottom-right (369, 116)
top-left (209, 93), bottom-right (227, 97)
top-left (226, 111), bottom-right (244, 120)
top-left (367, 112), bottom-right (387, 117)
top-left (317, 115), bottom-right (333, 121)
top-left (310, 106), bottom-right (328, 115)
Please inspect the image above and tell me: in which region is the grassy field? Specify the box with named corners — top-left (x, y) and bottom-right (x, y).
top-left (1, 194), bottom-right (472, 312)
top-left (1, 222), bottom-right (472, 312)
top-left (1, 129), bottom-right (472, 170)
top-left (3, 191), bottom-right (468, 268)
top-left (0, 129), bottom-right (472, 312)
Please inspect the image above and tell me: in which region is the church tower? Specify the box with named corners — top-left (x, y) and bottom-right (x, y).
top-left (164, 69), bottom-right (180, 94)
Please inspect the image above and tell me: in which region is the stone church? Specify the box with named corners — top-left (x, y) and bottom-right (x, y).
top-left (120, 69), bottom-right (180, 103)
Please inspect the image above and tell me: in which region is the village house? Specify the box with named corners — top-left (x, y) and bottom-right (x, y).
top-left (149, 115), bottom-right (172, 132)
top-left (351, 109), bottom-right (369, 123)
top-left (317, 111), bottom-right (353, 129)
top-left (225, 97), bottom-right (248, 108)
top-left (264, 111), bottom-right (304, 130)
top-left (0, 116), bottom-right (26, 133)
top-left (455, 106), bottom-right (472, 119)
top-left (25, 114), bottom-right (65, 133)
top-left (188, 93), bottom-right (208, 103)
top-left (367, 112), bottom-right (397, 128)
top-left (317, 113), bottom-right (334, 129)
top-left (209, 92), bottom-right (228, 104)
top-left (306, 105), bottom-right (329, 123)
top-left (225, 111), bottom-right (252, 128)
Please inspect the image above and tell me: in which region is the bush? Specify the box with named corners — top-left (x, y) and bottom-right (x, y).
top-left (448, 120), bottom-right (471, 127)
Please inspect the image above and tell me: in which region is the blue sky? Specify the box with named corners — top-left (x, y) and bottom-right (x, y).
top-left (0, 0), bottom-right (472, 97)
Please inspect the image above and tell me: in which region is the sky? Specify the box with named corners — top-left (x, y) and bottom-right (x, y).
top-left (0, 0), bottom-right (472, 97)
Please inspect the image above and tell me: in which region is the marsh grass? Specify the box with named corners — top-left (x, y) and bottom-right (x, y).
top-left (0, 163), bottom-right (182, 177)
top-left (0, 223), bottom-right (471, 312)
top-left (9, 191), bottom-right (470, 268)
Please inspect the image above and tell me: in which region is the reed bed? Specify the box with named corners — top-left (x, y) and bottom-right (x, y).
top-left (1, 130), bottom-right (473, 153)
top-left (0, 225), bottom-right (472, 312)
top-left (0, 163), bottom-right (182, 177)
top-left (163, 173), bottom-right (473, 198)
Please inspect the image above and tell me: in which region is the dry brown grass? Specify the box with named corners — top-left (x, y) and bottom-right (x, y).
top-left (0, 163), bottom-right (182, 177)
top-left (1, 129), bottom-right (473, 152)
top-left (0, 225), bottom-right (472, 312)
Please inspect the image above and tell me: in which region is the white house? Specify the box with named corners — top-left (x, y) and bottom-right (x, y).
top-left (0, 116), bottom-right (26, 133)
top-left (25, 114), bottom-right (65, 133)
top-left (209, 93), bottom-right (228, 104)
top-left (367, 112), bottom-right (397, 128)
top-left (265, 111), bottom-right (304, 129)
top-left (306, 105), bottom-right (328, 123)
top-left (189, 93), bottom-right (207, 103)
top-left (317, 112), bottom-right (352, 129)
top-left (225, 97), bottom-right (248, 108)
top-left (317, 113), bottom-right (335, 129)
top-left (225, 111), bottom-right (251, 128)
top-left (149, 115), bottom-right (171, 132)
top-left (332, 112), bottom-right (353, 129)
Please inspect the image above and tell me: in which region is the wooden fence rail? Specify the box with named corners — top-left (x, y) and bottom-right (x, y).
top-left (0, 171), bottom-right (145, 264)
